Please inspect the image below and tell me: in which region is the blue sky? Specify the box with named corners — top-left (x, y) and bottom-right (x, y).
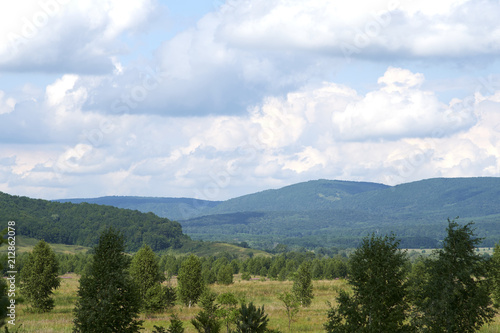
top-left (1, 0), bottom-right (500, 200)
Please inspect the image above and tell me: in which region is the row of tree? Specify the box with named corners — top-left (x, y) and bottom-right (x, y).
top-left (325, 219), bottom-right (499, 332)
top-left (3, 219), bottom-right (500, 332)
top-left (8, 228), bottom-right (315, 332)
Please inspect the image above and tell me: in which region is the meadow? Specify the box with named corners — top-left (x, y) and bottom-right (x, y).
top-left (10, 274), bottom-right (500, 333)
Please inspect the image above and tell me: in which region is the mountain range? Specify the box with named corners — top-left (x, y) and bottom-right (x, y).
top-left (56, 177), bottom-right (500, 250)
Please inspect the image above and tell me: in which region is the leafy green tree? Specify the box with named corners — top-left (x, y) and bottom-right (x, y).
top-left (144, 284), bottom-right (177, 313)
top-left (491, 242), bottom-right (500, 308)
top-left (178, 254), bottom-right (204, 307)
top-left (73, 228), bottom-right (143, 332)
top-left (217, 264), bottom-right (234, 285)
top-left (278, 292), bottom-right (299, 333)
top-left (191, 289), bottom-right (222, 333)
top-left (411, 220), bottom-right (496, 332)
top-left (216, 292), bottom-right (239, 333)
top-left (130, 245), bottom-right (164, 298)
top-left (20, 240), bottom-right (60, 312)
top-left (324, 234), bottom-right (411, 333)
top-left (129, 245), bottom-right (169, 312)
top-left (292, 261), bottom-right (313, 307)
top-left (235, 302), bottom-right (269, 333)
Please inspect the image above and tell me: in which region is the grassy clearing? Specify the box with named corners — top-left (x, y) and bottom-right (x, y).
top-left (0, 237), bottom-right (91, 255)
top-left (10, 274), bottom-right (500, 332)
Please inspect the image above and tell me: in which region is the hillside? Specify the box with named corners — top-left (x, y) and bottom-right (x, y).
top-left (55, 179), bottom-right (388, 219)
top-left (201, 179), bottom-right (389, 215)
top-left (0, 191), bottom-right (187, 251)
top-left (56, 196), bottom-right (221, 220)
top-left (54, 177), bottom-right (500, 250)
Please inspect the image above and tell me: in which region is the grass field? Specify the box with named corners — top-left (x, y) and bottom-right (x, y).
top-left (8, 274), bottom-right (500, 333)
top-left (0, 237), bottom-right (91, 255)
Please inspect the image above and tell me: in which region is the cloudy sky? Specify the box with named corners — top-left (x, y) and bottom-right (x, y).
top-left (1, 0), bottom-right (500, 201)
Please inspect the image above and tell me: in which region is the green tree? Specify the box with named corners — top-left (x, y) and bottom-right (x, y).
top-left (178, 254), bottom-right (204, 307)
top-left (491, 242), bottom-right (500, 308)
top-left (73, 228), bottom-right (143, 332)
top-left (217, 264), bottom-right (234, 285)
top-left (216, 292), bottom-right (239, 333)
top-left (130, 245), bottom-right (164, 298)
top-left (292, 261), bottom-right (313, 307)
top-left (411, 220), bottom-right (496, 332)
top-left (324, 234), bottom-right (411, 333)
top-left (20, 240), bottom-right (60, 312)
top-left (129, 245), bottom-right (169, 312)
top-left (278, 292), bottom-right (299, 333)
top-left (191, 289), bottom-right (222, 333)
top-left (235, 302), bottom-right (269, 333)
top-left (144, 284), bottom-right (177, 313)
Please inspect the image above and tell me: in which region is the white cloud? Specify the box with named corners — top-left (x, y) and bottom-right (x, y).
top-left (0, 0), bottom-right (158, 74)
top-left (2, 0), bottom-right (500, 200)
top-left (332, 67), bottom-right (477, 141)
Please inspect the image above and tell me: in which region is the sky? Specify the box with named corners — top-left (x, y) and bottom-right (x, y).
top-left (1, 0), bottom-right (500, 201)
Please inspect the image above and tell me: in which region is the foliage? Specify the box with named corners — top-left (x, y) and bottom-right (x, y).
top-left (278, 292), bottom-right (299, 333)
top-left (130, 245), bottom-right (164, 298)
top-left (410, 220), bottom-right (496, 332)
top-left (144, 284), bottom-right (176, 313)
top-left (20, 240), bottom-right (60, 312)
top-left (491, 242), bottom-right (500, 308)
top-left (235, 302), bottom-right (269, 333)
top-left (130, 245), bottom-right (167, 312)
top-left (0, 192), bottom-right (186, 252)
top-left (216, 292), bottom-right (239, 333)
top-left (191, 289), bottom-right (222, 333)
top-left (178, 254), bottom-right (204, 307)
top-left (217, 264), bottom-right (234, 285)
top-left (292, 261), bottom-right (313, 307)
top-left (73, 228), bottom-right (143, 332)
top-left (325, 234), bottom-right (412, 333)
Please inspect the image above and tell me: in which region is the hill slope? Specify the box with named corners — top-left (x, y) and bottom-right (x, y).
top-left (56, 196), bottom-right (221, 220)
top-left (50, 177), bottom-right (500, 250)
top-left (0, 191), bottom-right (187, 251)
top-left (181, 177), bottom-right (500, 249)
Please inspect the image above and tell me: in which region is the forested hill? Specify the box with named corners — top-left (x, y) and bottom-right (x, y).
top-left (0, 191), bottom-right (188, 251)
top-left (56, 196), bottom-right (221, 221)
top-left (181, 177), bottom-right (500, 249)
top-left (202, 179), bottom-right (389, 215)
top-left (54, 177), bottom-right (500, 250)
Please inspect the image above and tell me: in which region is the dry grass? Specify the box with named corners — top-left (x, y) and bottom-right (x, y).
top-left (10, 274), bottom-right (500, 333)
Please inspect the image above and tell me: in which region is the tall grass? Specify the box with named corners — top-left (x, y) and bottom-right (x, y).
top-left (11, 274), bottom-right (500, 332)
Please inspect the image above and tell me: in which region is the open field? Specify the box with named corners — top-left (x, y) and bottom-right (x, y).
top-left (0, 237), bottom-right (91, 255)
top-left (9, 273), bottom-right (500, 333)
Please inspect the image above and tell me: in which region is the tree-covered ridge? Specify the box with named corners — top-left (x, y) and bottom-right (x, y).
top-left (56, 196), bottom-right (221, 221)
top-left (0, 191), bottom-right (187, 251)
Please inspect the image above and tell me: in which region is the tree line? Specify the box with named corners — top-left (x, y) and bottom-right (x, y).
top-left (2, 219), bottom-right (500, 332)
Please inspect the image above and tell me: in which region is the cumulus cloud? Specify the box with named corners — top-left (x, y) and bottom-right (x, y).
top-left (75, 0), bottom-right (500, 118)
top-left (0, 0), bottom-right (158, 74)
top-left (332, 67), bottom-right (477, 141)
top-left (1, 0), bottom-right (500, 200)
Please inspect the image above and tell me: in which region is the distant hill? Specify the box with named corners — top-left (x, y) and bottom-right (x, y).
top-left (53, 177), bottom-right (500, 250)
top-left (0, 191), bottom-right (187, 251)
top-left (200, 179), bottom-right (389, 215)
top-left (56, 196), bottom-right (221, 220)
